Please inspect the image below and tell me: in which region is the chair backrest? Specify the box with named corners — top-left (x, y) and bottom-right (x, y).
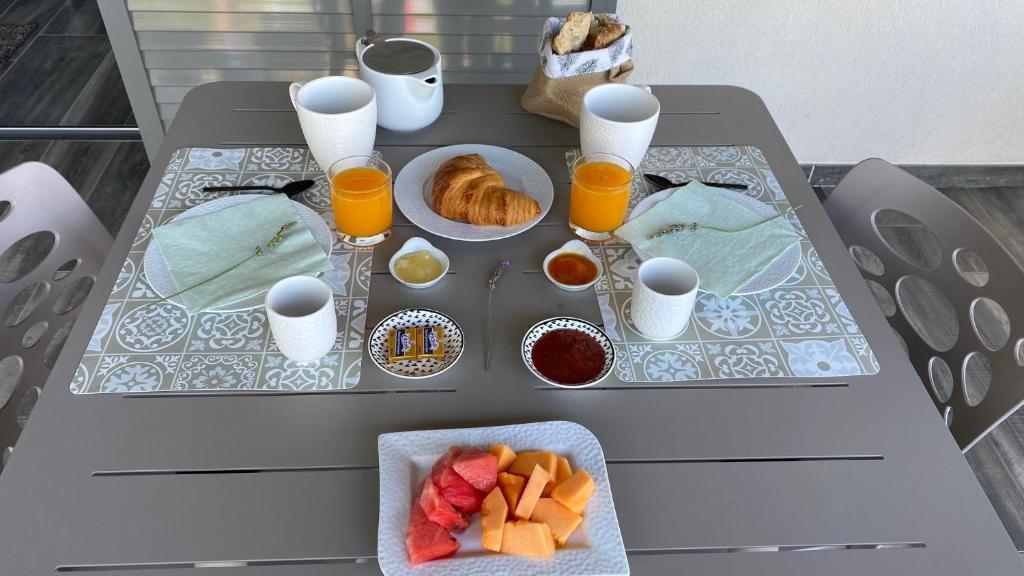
top-left (0, 163), bottom-right (112, 469)
top-left (824, 158), bottom-right (1022, 451)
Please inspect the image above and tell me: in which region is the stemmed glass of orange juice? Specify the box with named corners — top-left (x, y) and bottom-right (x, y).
top-left (569, 153), bottom-right (634, 242)
top-left (328, 155), bottom-right (393, 246)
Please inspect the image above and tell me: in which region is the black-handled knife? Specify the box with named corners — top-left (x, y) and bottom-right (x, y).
top-left (644, 173), bottom-right (748, 192)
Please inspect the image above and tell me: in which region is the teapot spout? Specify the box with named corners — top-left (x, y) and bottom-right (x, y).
top-left (411, 66), bottom-right (441, 88)
top-left (404, 67), bottom-right (442, 101)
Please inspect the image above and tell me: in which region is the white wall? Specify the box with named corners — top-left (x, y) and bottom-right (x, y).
top-left (617, 0), bottom-right (1024, 164)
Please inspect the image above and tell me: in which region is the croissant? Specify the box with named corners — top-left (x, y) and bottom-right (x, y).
top-left (432, 154), bottom-right (541, 226)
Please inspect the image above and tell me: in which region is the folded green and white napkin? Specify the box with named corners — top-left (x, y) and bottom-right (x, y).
top-left (152, 194), bottom-right (332, 314)
top-left (614, 182), bottom-right (801, 297)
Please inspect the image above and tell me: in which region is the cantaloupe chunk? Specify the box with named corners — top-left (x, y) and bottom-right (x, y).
top-left (498, 472), bottom-right (525, 513)
top-left (551, 469), bottom-right (595, 515)
top-left (513, 464), bottom-right (550, 520)
top-left (556, 457), bottom-right (573, 485)
top-left (542, 456), bottom-right (573, 497)
top-left (489, 444), bottom-right (517, 473)
top-left (508, 450), bottom-right (557, 478)
top-left (480, 487), bottom-right (508, 552)
top-left (499, 520), bottom-right (556, 558)
top-left (530, 498), bottom-right (583, 546)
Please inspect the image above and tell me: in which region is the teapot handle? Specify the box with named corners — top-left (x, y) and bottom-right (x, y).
top-left (288, 82), bottom-right (302, 110)
top-left (356, 29), bottom-right (377, 60)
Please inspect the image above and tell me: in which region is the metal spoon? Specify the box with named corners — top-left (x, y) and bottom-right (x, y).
top-left (201, 179), bottom-right (315, 197)
top-left (644, 173), bottom-right (748, 192)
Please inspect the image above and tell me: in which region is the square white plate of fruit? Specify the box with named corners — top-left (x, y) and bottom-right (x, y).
top-left (377, 421), bottom-right (629, 576)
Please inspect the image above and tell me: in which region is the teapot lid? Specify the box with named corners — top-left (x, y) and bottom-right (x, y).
top-left (362, 39), bottom-right (435, 75)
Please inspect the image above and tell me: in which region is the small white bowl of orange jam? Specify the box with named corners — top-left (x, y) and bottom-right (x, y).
top-left (543, 240), bottom-right (602, 292)
top-left (389, 237), bottom-right (449, 289)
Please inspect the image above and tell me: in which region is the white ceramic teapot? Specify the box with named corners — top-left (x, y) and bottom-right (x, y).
top-left (356, 31), bottom-right (443, 132)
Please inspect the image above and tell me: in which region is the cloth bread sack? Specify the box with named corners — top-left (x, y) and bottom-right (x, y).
top-left (521, 14), bottom-right (634, 127)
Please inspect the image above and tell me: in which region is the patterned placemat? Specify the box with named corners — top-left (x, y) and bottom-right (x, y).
top-left (566, 146), bottom-right (879, 382)
top-left (72, 147), bottom-right (371, 393)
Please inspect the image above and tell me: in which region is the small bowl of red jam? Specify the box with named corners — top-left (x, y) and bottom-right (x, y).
top-left (543, 240), bottom-right (602, 292)
top-left (522, 317), bottom-right (615, 388)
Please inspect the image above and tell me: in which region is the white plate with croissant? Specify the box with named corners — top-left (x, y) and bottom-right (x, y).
top-left (394, 144), bottom-right (553, 241)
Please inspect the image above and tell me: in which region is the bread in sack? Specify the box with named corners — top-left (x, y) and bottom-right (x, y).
top-left (552, 12), bottom-right (592, 55)
top-left (582, 16), bottom-right (626, 51)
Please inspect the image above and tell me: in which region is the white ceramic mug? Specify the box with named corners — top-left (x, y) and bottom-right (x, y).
top-left (630, 257), bottom-right (699, 340)
top-left (580, 83), bottom-right (660, 169)
top-left (266, 276), bottom-right (337, 363)
top-left (289, 76), bottom-right (377, 171)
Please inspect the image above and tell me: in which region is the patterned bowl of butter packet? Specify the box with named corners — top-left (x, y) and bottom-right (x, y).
top-left (367, 308), bottom-right (464, 379)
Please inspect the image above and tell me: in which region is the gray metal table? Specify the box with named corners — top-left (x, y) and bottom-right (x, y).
top-left (0, 84), bottom-right (1019, 575)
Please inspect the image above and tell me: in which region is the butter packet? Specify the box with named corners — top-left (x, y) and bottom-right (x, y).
top-left (417, 325), bottom-right (445, 360)
top-left (388, 327), bottom-right (418, 362)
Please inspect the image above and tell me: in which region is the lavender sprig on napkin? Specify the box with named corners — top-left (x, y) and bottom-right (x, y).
top-left (614, 182), bottom-right (801, 297)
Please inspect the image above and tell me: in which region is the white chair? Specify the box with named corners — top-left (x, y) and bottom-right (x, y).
top-left (0, 163), bottom-right (112, 472)
top-left (824, 158), bottom-right (1021, 452)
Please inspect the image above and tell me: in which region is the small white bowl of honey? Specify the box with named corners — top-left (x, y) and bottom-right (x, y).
top-left (389, 236), bottom-right (449, 289)
top-left (543, 239), bottom-right (602, 292)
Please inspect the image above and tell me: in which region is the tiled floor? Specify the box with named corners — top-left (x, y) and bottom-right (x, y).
top-left (0, 0), bottom-right (144, 232)
top-left (0, 0), bottom-right (133, 125)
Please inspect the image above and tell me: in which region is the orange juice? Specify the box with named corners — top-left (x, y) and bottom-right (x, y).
top-left (330, 166), bottom-right (392, 239)
top-left (570, 161), bottom-right (633, 235)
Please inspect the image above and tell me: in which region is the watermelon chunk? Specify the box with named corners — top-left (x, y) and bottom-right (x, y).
top-left (406, 503), bottom-right (459, 565)
top-left (436, 464), bottom-right (485, 514)
top-left (418, 479), bottom-right (469, 532)
top-left (432, 446), bottom-right (462, 477)
top-left (430, 446), bottom-right (484, 513)
top-left (453, 447), bottom-right (499, 493)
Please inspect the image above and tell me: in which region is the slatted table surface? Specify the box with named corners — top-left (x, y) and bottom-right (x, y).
top-left (0, 84), bottom-right (1019, 575)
